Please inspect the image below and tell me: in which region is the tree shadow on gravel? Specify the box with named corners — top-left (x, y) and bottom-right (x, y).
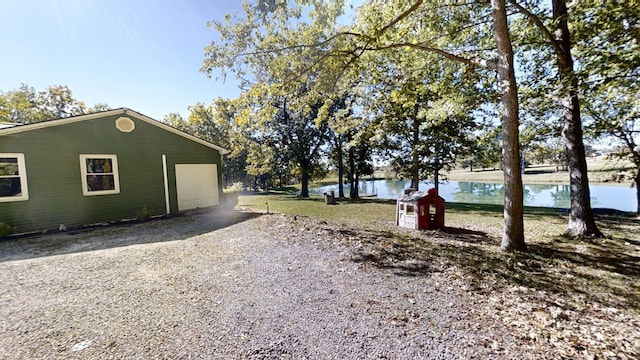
top-left (0, 209), bottom-right (261, 263)
top-left (341, 226), bottom-right (497, 278)
top-left (340, 224), bottom-right (640, 311)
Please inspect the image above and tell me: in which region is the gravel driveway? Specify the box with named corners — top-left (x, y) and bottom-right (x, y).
top-left (1, 210), bottom-right (543, 359)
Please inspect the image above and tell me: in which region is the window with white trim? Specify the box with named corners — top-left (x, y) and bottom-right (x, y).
top-left (80, 154), bottom-right (120, 195)
top-left (0, 153), bottom-right (29, 202)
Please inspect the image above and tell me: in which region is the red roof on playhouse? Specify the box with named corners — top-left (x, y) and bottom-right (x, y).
top-left (396, 188), bottom-right (445, 230)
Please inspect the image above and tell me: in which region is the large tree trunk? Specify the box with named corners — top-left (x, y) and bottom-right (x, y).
top-left (553, 0), bottom-right (602, 236)
top-left (224, 162), bottom-right (230, 187)
top-left (411, 103), bottom-right (420, 191)
top-left (635, 172), bottom-right (640, 215)
top-left (491, 0), bottom-right (526, 251)
top-left (348, 146), bottom-right (359, 199)
top-left (300, 159), bottom-right (310, 198)
top-left (336, 136), bottom-right (345, 198)
top-left (631, 149), bottom-right (640, 215)
top-left (353, 171), bottom-right (360, 198)
top-left (433, 144), bottom-right (440, 194)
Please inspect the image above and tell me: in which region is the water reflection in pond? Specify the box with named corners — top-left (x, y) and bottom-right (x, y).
top-left (311, 180), bottom-right (635, 212)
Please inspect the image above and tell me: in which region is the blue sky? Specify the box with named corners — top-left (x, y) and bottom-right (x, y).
top-left (1, 0), bottom-right (244, 120)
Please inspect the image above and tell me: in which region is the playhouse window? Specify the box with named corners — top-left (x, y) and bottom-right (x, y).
top-left (80, 154), bottom-right (120, 196)
top-left (406, 205), bottom-right (415, 214)
top-left (0, 153), bottom-right (29, 202)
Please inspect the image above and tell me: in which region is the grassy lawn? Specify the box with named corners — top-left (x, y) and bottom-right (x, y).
top-left (238, 191), bottom-right (397, 224)
top-left (445, 157), bottom-right (634, 184)
top-left (237, 190), bottom-right (640, 358)
top-left (237, 189), bottom-right (636, 240)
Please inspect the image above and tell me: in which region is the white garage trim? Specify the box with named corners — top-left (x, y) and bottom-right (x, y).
top-left (175, 164), bottom-right (219, 211)
top-left (162, 155), bottom-right (170, 214)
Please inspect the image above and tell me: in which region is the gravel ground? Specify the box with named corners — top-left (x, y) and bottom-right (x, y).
top-left (0, 210), bottom-right (547, 359)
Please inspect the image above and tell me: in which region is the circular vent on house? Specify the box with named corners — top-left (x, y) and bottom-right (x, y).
top-left (115, 117), bottom-right (135, 133)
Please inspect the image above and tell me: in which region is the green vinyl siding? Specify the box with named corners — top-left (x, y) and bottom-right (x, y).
top-left (0, 113), bottom-right (223, 233)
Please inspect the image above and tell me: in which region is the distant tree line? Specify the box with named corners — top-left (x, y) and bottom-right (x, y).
top-left (0, 84), bottom-right (110, 124)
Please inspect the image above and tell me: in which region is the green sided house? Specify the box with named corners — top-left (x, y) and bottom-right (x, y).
top-left (0, 107), bottom-right (229, 234)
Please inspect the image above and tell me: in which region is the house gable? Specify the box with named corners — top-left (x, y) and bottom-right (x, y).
top-left (0, 108), bottom-right (229, 155)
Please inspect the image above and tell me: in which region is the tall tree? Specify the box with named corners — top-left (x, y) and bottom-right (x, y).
top-left (508, 0), bottom-right (602, 236)
top-left (209, 98), bottom-right (251, 188)
top-left (322, 91), bottom-right (359, 199)
top-left (552, 0), bottom-right (599, 235)
top-left (162, 112), bottom-right (189, 131)
top-left (1, 84), bottom-right (109, 124)
top-left (38, 85), bottom-right (86, 120)
top-left (235, 83), bottom-right (332, 196)
top-left (360, 46), bottom-right (480, 192)
top-left (87, 103), bottom-right (112, 113)
top-left (491, 0), bottom-right (525, 250)
top-left (470, 125), bottom-right (503, 171)
top-left (576, 2), bottom-right (640, 214)
top-left (269, 90), bottom-right (331, 197)
top-left (162, 99), bottom-right (251, 187)
top-left (346, 125), bottom-right (374, 199)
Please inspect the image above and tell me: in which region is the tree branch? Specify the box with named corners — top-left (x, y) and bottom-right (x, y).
top-left (363, 42), bottom-right (498, 70)
top-left (375, 0), bottom-right (424, 37)
top-left (507, 0), bottom-right (566, 60)
top-left (240, 31), bottom-right (367, 57)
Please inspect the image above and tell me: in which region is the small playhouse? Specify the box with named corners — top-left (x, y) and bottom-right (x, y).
top-left (396, 188), bottom-right (445, 230)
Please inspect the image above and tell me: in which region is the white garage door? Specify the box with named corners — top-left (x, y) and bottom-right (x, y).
top-left (175, 164), bottom-right (219, 211)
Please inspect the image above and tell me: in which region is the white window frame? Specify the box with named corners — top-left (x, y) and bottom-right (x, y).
top-left (0, 153), bottom-right (29, 202)
top-left (79, 154), bottom-right (120, 196)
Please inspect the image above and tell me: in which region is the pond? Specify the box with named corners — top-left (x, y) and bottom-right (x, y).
top-left (311, 179), bottom-right (637, 212)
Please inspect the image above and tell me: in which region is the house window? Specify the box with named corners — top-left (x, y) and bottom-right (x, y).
top-left (406, 205), bottom-right (415, 215)
top-left (80, 154), bottom-right (120, 196)
top-left (0, 153), bottom-right (29, 202)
